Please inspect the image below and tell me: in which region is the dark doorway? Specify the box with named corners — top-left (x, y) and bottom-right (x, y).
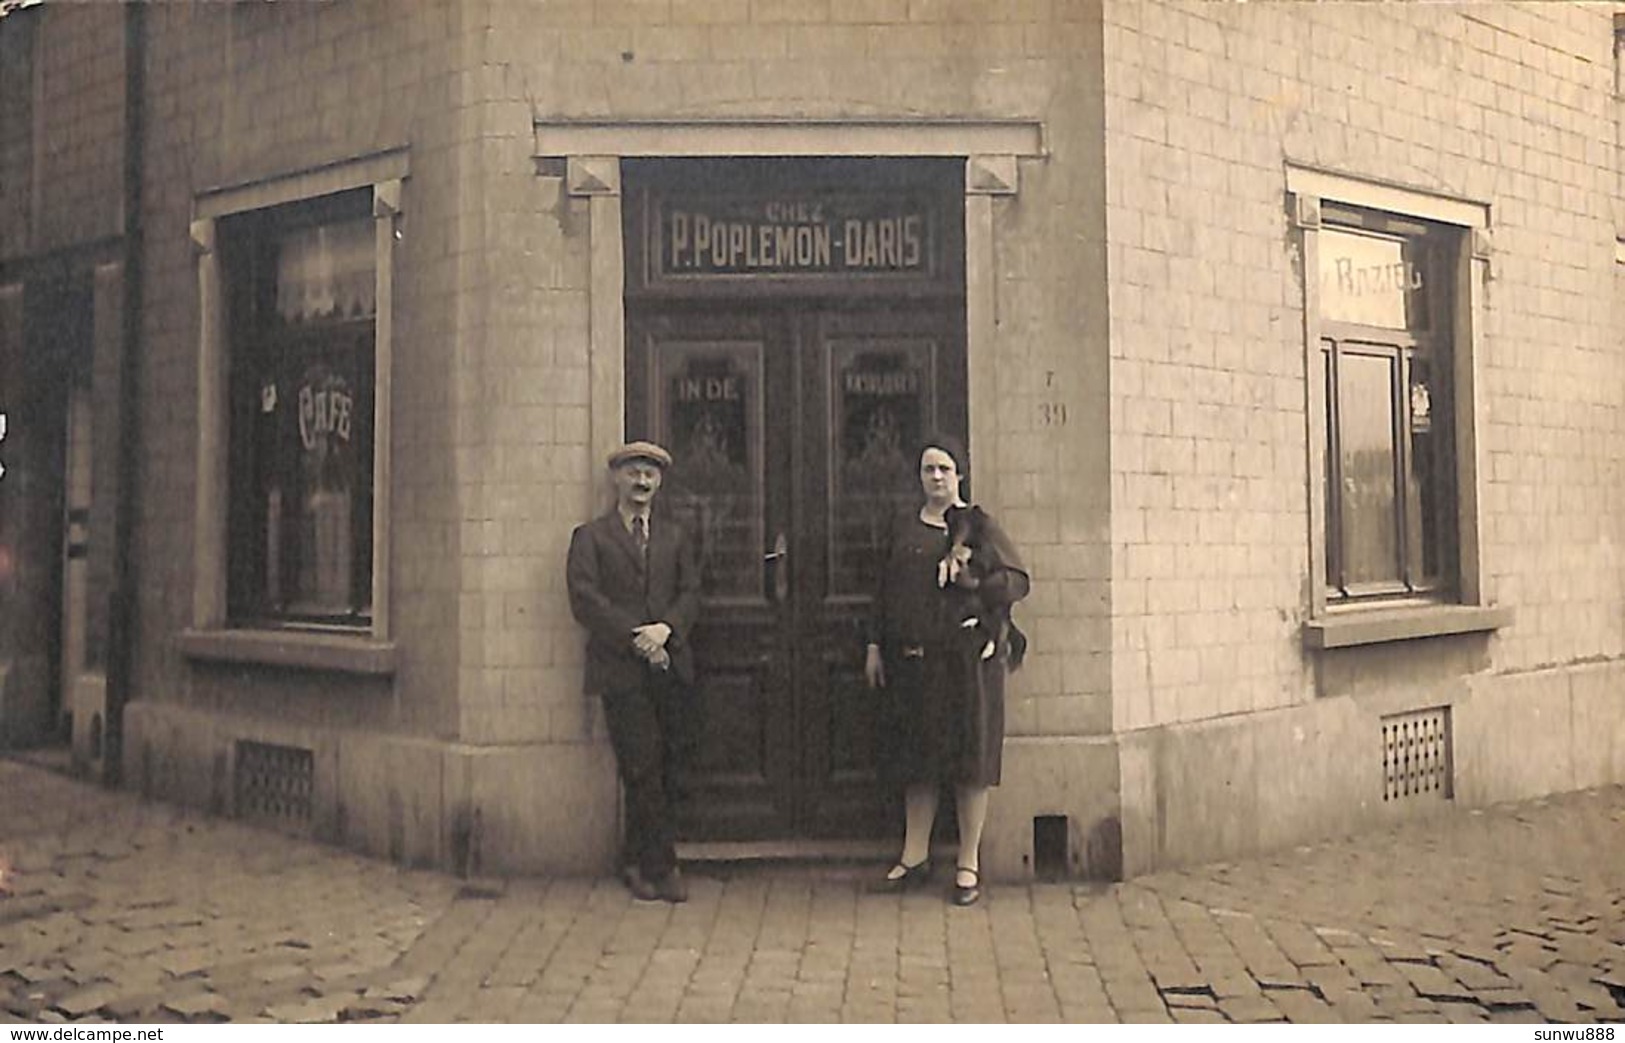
top-left (623, 158), bottom-right (967, 841)
top-left (14, 271), bottom-right (94, 747)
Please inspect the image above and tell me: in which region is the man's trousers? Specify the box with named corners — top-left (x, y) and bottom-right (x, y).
top-left (600, 671), bottom-right (689, 880)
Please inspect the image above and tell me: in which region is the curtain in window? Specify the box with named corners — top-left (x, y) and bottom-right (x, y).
top-left (275, 218), bottom-right (375, 324)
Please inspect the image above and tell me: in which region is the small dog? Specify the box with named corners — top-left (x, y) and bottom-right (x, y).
top-left (940, 505), bottom-right (1028, 670)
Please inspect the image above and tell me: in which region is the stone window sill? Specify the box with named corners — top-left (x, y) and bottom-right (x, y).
top-left (1303, 604), bottom-right (1513, 650)
top-left (177, 628), bottom-right (397, 676)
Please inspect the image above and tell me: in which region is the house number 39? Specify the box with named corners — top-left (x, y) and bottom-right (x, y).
top-left (1038, 371), bottom-right (1068, 426)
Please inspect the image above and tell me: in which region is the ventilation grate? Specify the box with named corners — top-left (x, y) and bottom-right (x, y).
top-left (1381, 707), bottom-right (1452, 803)
top-left (234, 741), bottom-right (314, 823)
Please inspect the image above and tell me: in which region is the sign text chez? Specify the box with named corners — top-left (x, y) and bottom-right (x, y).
top-left (661, 199), bottom-right (928, 277)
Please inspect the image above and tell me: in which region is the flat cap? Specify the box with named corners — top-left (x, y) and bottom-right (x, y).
top-left (607, 440), bottom-right (673, 470)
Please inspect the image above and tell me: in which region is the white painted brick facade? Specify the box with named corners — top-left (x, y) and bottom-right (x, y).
top-left (1106, 1), bottom-right (1625, 730)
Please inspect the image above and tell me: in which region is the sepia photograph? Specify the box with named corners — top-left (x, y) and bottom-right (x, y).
top-left (1, 0), bottom-right (1623, 1028)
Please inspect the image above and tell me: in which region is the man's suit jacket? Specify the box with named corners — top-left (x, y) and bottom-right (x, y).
top-left (566, 507), bottom-right (702, 694)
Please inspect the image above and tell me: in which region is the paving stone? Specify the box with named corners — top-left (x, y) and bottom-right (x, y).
top-left (1262, 989), bottom-right (1340, 1024)
top-left (1396, 961), bottom-right (1477, 1002)
top-left (364, 975), bottom-right (432, 1002)
top-left (1218, 997), bottom-right (1286, 1023)
top-left (53, 981), bottom-right (120, 1016)
top-left (1318, 985), bottom-right (1381, 1019)
top-left (1148, 966), bottom-right (1211, 992)
top-left (1171, 1007), bottom-right (1229, 1024)
top-left (1209, 974), bottom-right (1265, 999)
top-left (1114, 1006), bottom-right (1174, 1023)
top-left (263, 995), bottom-right (351, 1023)
top-left (157, 948), bottom-right (216, 978)
top-left (9, 763), bottom-right (1625, 1025)
top-left (1471, 985), bottom-right (1536, 1009)
top-left (15, 965), bottom-right (58, 985)
top-left (162, 991), bottom-right (228, 1019)
top-left (1488, 1008), bottom-right (1549, 1024)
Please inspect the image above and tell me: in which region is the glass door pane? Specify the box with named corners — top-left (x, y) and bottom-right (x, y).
top-left (1338, 349), bottom-right (1402, 591)
top-left (653, 340), bottom-right (767, 603)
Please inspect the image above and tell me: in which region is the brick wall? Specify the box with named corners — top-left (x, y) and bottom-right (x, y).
top-left (135, 1), bottom-right (470, 736)
top-left (0, 10), bottom-right (37, 261)
top-left (0, 4), bottom-right (127, 259)
top-left (1104, 1), bottom-right (1624, 730)
top-left (462, 0), bottom-right (1114, 743)
top-left (32, 4), bottom-right (125, 253)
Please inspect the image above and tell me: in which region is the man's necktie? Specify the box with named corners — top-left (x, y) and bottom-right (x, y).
top-left (632, 515), bottom-right (648, 558)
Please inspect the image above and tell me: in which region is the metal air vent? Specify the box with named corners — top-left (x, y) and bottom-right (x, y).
top-left (1381, 707), bottom-right (1452, 802)
top-left (234, 740), bottom-right (314, 824)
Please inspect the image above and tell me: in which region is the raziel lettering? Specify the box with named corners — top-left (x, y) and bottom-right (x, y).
top-left (1331, 257), bottom-right (1423, 297)
top-left (844, 370), bottom-right (918, 396)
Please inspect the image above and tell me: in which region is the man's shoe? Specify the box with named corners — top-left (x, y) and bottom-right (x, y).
top-left (622, 865), bottom-right (660, 902)
top-left (653, 866), bottom-right (689, 904)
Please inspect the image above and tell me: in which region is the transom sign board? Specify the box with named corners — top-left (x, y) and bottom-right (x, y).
top-left (624, 162), bottom-right (964, 298)
top-left (662, 197), bottom-right (928, 277)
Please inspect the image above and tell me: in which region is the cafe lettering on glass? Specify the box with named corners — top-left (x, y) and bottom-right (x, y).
top-left (657, 195), bottom-right (932, 280)
top-left (298, 375), bottom-right (355, 452)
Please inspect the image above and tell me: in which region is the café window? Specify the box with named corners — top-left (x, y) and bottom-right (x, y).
top-left (222, 190), bottom-right (375, 627)
top-left (1316, 205), bottom-right (1457, 603)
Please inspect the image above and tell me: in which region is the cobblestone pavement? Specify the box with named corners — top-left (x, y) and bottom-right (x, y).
top-left (3, 756), bottom-right (1624, 1023)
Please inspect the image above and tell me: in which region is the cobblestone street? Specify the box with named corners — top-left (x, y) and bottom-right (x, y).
top-left (3, 756), bottom-right (1623, 1024)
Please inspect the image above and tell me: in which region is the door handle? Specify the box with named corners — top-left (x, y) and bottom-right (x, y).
top-left (767, 532), bottom-right (788, 604)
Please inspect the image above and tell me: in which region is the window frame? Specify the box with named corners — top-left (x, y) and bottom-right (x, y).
top-left (1316, 204), bottom-right (1453, 604)
top-left (181, 150), bottom-right (404, 672)
top-left (1288, 167), bottom-right (1509, 649)
top-left (222, 192), bottom-right (378, 628)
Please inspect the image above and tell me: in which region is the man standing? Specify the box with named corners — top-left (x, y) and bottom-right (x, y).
top-left (566, 441), bottom-right (700, 903)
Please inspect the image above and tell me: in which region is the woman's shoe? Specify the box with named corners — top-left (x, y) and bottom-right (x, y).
top-left (951, 867), bottom-right (981, 906)
top-left (869, 859), bottom-right (932, 894)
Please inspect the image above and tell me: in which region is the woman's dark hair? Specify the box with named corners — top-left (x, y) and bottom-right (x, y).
top-left (917, 432), bottom-right (969, 478)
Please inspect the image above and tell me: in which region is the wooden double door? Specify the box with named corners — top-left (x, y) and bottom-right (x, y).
top-left (626, 301), bottom-right (966, 840)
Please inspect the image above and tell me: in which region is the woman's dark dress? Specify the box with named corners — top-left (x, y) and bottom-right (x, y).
top-left (870, 508), bottom-right (1030, 787)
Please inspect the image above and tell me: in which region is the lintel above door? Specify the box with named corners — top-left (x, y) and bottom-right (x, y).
top-left (536, 118), bottom-right (1042, 526)
top-left (535, 118), bottom-right (1045, 164)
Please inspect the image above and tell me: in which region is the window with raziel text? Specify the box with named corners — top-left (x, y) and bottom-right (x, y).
top-left (1316, 204), bottom-right (1457, 604)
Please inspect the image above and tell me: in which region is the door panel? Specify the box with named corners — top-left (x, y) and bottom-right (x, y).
top-left (626, 303), bottom-right (964, 841)
top-left (793, 307), bottom-right (965, 838)
top-left (627, 310), bottom-right (796, 839)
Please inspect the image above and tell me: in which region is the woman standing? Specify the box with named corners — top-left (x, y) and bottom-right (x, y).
top-left (864, 434), bottom-right (1030, 906)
